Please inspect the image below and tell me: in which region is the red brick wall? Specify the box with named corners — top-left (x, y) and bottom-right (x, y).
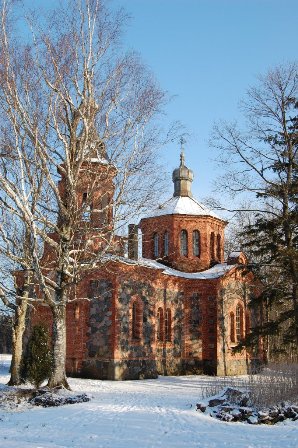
top-left (140, 214), bottom-right (226, 272)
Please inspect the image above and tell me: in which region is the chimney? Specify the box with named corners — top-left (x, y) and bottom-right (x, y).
top-left (128, 224), bottom-right (139, 260)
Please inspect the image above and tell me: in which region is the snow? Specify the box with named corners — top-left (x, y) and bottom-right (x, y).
top-left (105, 254), bottom-right (234, 279)
top-left (144, 195), bottom-right (222, 220)
top-left (228, 252), bottom-right (242, 258)
top-left (1, 355), bottom-right (297, 448)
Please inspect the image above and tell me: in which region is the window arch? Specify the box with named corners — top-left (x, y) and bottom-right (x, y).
top-left (216, 234), bottom-right (221, 260)
top-left (230, 312), bottom-right (235, 343)
top-left (193, 230), bottom-right (200, 257)
top-left (165, 308), bottom-right (172, 342)
top-left (157, 307), bottom-right (164, 341)
top-left (236, 305), bottom-right (244, 341)
top-left (153, 233), bottom-right (159, 258)
top-left (180, 230), bottom-right (188, 256)
top-left (210, 232), bottom-right (215, 259)
top-left (164, 231), bottom-right (169, 257)
top-left (132, 301), bottom-right (142, 340)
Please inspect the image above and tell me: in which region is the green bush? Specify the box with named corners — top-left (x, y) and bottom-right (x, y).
top-left (23, 324), bottom-right (52, 388)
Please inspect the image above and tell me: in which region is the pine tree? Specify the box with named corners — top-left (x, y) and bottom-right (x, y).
top-left (212, 63), bottom-right (298, 360)
top-left (23, 325), bottom-right (52, 389)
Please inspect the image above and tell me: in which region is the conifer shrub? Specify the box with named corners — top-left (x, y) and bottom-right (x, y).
top-left (22, 324), bottom-right (52, 388)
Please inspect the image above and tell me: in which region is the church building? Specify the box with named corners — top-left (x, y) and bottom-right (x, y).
top-left (32, 145), bottom-right (259, 380)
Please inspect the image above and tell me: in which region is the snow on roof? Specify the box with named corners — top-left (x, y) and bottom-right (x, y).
top-left (138, 258), bottom-right (233, 279)
top-left (228, 251), bottom-right (242, 258)
top-left (143, 195), bottom-right (222, 220)
top-left (88, 157), bottom-right (109, 164)
top-left (103, 254), bottom-right (234, 279)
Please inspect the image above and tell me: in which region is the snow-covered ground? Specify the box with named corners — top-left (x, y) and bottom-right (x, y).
top-left (0, 354), bottom-right (297, 448)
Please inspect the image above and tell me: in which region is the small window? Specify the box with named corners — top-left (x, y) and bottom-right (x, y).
top-left (164, 231), bottom-right (169, 257)
top-left (230, 312), bottom-right (235, 342)
top-left (82, 192), bottom-right (92, 221)
top-left (245, 312), bottom-right (250, 334)
top-left (216, 234), bottom-right (221, 260)
top-left (153, 233), bottom-right (159, 258)
top-left (157, 307), bottom-right (164, 341)
top-left (165, 308), bottom-right (171, 342)
top-left (74, 304), bottom-right (80, 320)
top-left (132, 301), bottom-right (142, 340)
top-left (193, 230), bottom-right (200, 257)
top-left (189, 294), bottom-right (200, 338)
top-left (100, 194), bottom-right (109, 225)
top-left (180, 230), bottom-right (188, 256)
top-left (210, 232), bottom-right (215, 259)
top-left (236, 305), bottom-right (243, 341)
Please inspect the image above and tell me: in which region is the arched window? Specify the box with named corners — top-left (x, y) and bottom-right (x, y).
top-left (230, 312), bottom-right (235, 343)
top-left (100, 193), bottom-right (109, 225)
top-left (132, 301), bottom-right (142, 340)
top-left (216, 234), bottom-right (221, 260)
top-left (180, 230), bottom-right (188, 256)
top-left (74, 303), bottom-right (80, 320)
top-left (193, 230), bottom-right (200, 257)
top-left (157, 307), bottom-right (164, 341)
top-left (210, 232), bottom-right (215, 259)
top-left (245, 312), bottom-right (250, 334)
top-left (236, 305), bottom-right (244, 341)
top-left (165, 308), bottom-right (171, 342)
top-left (82, 192), bottom-right (92, 221)
top-left (153, 233), bottom-right (159, 258)
top-left (164, 231), bottom-right (169, 257)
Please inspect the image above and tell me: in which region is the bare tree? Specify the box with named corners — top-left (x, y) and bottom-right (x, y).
top-left (0, 0), bottom-right (169, 388)
top-left (211, 63), bottom-right (298, 356)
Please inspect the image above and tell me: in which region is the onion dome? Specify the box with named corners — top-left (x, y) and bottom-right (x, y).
top-left (172, 149), bottom-right (194, 197)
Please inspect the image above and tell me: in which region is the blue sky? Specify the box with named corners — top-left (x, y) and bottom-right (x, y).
top-left (26, 0), bottom-right (298, 201)
top-left (111, 0), bottom-right (297, 201)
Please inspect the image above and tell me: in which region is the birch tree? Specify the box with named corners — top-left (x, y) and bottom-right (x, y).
top-left (0, 0), bottom-right (169, 388)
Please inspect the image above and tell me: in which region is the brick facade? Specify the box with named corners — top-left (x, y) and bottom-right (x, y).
top-left (26, 151), bottom-right (261, 380)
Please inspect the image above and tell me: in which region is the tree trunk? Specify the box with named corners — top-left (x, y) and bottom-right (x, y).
top-left (47, 303), bottom-right (70, 389)
top-left (7, 296), bottom-right (28, 386)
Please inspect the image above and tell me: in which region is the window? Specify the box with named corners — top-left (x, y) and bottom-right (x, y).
top-left (193, 230), bottom-right (200, 257)
top-left (165, 308), bottom-right (172, 342)
top-left (216, 234), bottom-right (221, 260)
top-left (180, 230), bottom-right (188, 256)
top-left (157, 307), bottom-right (164, 341)
top-left (210, 232), bottom-right (215, 259)
top-left (236, 305), bottom-right (243, 341)
top-left (132, 301), bottom-right (142, 340)
top-left (230, 312), bottom-right (235, 343)
top-left (153, 233), bottom-right (159, 258)
top-left (189, 293), bottom-right (200, 338)
top-left (99, 194), bottom-right (109, 225)
top-left (164, 231), bottom-right (169, 257)
top-left (74, 304), bottom-right (80, 320)
top-left (245, 312), bottom-right (250, 334)
top-left (82, 192), bottom-right (92, 221)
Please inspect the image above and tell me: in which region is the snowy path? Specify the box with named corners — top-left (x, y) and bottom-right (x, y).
top-left (0, 355), bottom-right (297, 448)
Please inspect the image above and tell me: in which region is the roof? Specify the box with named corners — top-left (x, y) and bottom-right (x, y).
top-left (143, 195), bottom-right (222, 220)
top-left (102, 255), bottom-right (234, 280)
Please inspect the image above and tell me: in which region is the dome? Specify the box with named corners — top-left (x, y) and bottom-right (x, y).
top-left (172, 150), bottom-right (194, 197)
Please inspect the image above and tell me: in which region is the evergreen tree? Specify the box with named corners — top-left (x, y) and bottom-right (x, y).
top-left (23, 325), bottom-right (52, 388)
top-left (212, 63), bottom-right (298, 360)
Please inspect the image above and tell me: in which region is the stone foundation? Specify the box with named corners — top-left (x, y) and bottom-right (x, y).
top-left (79, 359), bottom-right (158, 380)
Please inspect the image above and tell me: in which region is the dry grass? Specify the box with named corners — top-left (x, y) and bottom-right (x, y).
top-left (248, 363), bottom-right (298, 408)
top-left (200, 363), bottom-right (298, 409)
